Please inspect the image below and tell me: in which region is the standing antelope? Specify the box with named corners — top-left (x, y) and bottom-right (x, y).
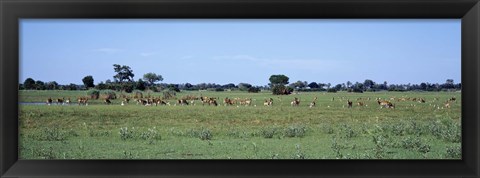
top-left (309, 96), bottom-right (317, 108)
top-left (46, 97), bottom-right (53, 105)
top-left (104, 98), bottom-right (111, 105)
top-left (347, 100), bottom-right (353, 108)
top-left (291, 97), bottom-right (300, 106)
top-left (56, 97), bottom-right (65, 105)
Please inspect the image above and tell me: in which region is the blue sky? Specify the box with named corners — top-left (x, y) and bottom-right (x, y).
top-left (20, 19), bottom-right (461, 86)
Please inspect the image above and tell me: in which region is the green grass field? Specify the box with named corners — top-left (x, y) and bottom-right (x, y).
top-left (19, 90), bottom-right (461, 159)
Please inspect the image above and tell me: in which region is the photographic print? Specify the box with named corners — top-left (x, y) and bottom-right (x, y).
top-left (18, 19), bottom-right (461, 159)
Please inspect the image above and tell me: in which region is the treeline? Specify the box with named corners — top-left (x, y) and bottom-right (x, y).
top-left (19, 64), bottom-right (461, 93)
top-left (289, 79), bottom-right (461, 93)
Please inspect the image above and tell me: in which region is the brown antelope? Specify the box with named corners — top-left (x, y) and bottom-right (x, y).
top-left (448, 96), bottom-right (456, 102)
top-left (104, 98), bottom-right (111, 105)
top-left (291, 97), bottom-right (300, 106)
top-left (224, 97), bottom-right (234, 106)
top-left (347, 100), bottom-right (353, 108)
top-left (264, 98), bottom-right (273, 106)
top-left (65, 98), bottom-right (71, 105)
top-left (378, 100), bottom-right (394, 109)
top-left (124, 97), bottom-right (130, 104)
top-left (244, 98), bottom-right (252, 106)
top-left (209, 99), bottom-right (218, 106)
top-left (419, 98), bottom-right (426, 103)
top-left (77, 97), bottom-right (88, 106)
top-left (357, 101), bottom-right (364, 106)
top-left (56, 97), bottom-right (65, 105)
top-left (177, 99), bottom-right (189, 106)
top-left (136, 98), bottom-right (147, 105)
top-left (46, 97), bottom-right (53, 105)
top-left (309, 96), bottom-right (317, 107)
top-left (444, 101), bottom-right (451, 109)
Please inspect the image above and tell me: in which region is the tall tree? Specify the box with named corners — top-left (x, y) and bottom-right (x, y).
top-left (143, 72), bottom-right (163, 86)
top-left (113, 64), bottom-right (135, 83)
top-left (269, 74), bottom-right (289, 86)
top-left (45, 81), bottom-right (59, 90)
top-left (308, 82), bottom-right (319, 88)
top-left (364, 79), bottom-right (375, 89)
top-left (135, 79), bottom-right (146, 91)
top-left (23, 78), bottom-right (36, 90)
top-left (35, 80), bottom-right (45, 90)
top-left (82, 75), bottom-right (95, 88)
top-left (346, 81), bottom-right (352, 88)
top-left (238, 83), bottom-right (252, 91)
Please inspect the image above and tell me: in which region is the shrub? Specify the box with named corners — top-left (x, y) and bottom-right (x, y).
top-left (248, 87), bottom-right (261, 93)
top-left (39, 127), bottom-right (66, 141)
top-left (101, 90), bottom-right (117, 99)
top-left (261, 127), bottom-right (278, 138)
top-left (119, 127), bottom-right (136, 140)
top-left (284, 125), bottom-right (306, 138)
top-left (446, 145), bottom-right (461, 158)
top-left (327, 88), bottom-right (337, 93)
top-left (87, 89), bottom-right (100, 99)
top-left (188, 128), bottom-right (213, 140)
top-left (140, 127), bottom-right (161, 141)
top-left (401, 136), bottom-right (431, 153)
top-left (207, 88), bottom-right (224, 92)
top-left (339, 124), bottom-right (357, 138)
top-left (272, 85), bottom-right (292, 95)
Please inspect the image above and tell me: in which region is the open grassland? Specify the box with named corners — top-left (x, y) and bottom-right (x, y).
top-left (19, 90), bottom-right (461, 159)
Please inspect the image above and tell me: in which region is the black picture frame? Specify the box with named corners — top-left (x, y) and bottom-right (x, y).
top-left (1, 0), bottom-right (479, 177)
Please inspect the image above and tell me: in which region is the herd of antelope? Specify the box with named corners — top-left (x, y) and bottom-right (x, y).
top-left (45, 95), bottom-right (458, 110)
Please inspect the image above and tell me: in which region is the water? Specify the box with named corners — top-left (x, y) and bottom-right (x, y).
top-left (19, 102), bottom-right (48, 105)
top-left (19, 102), bottom-right (77, 105)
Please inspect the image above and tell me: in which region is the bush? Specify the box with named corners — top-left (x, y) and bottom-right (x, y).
top-left (188, 128), bottom-right (213, 140)
top-left (119, 127), bottom-right (136, 140)
top-left (272, 85), bottom-right (292, 95)
top-left (446, 145), bottom-right (461, 158)
top-left (261, 127), bottom-right (278, 138)
top-left (327, 88), bottom-right (337, 93)
top-left (87, 89), bottom-right (100, 99)
top-left (133, 90), bottom-right (143, 99)
top-left (248, 87), bottom-right (261, 93)
top-left (284, 125), bottom-right (306, 138)
top-left (38, 127), bottom-right (66, 141)
top-left (207, 88), bottom-right (224, 92)
top-left (101, 90), bottom-right (117, 99)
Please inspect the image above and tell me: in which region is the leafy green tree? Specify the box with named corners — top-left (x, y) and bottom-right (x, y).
top-left (143, 72), bottom-right (163, 86)
top-left (66, 83), bottom-right (78, 90)
top-left (113, 64), bottom-right (135, 83)
top-left (308, 82), bottom-right (319, 88)
top-left (23, 78), bottom-right (36, 90)
top-left (269, 74), bottom-right (289, 86)
top-left (82, 75), bottom-right (95, 88)
top-left (95, 82), bottom-right (108, 90)
top-left (269, 74), bottom-right (290, 95)
top-left (238, 83), bottom-right (252, 91)
top-left (135, 79), bottom-right (146, 91)
top-left (35, 80), bottom-right (45, 90)
top-left (248, 87), bottom-right (261, 93)
top-left (168, 84), bottom-right (180, 92)
top-left (291, 80), bottom-right (306, 89)
top-left (363, 79), bottom-right (375, 89)
top-left (45, 81), bottom-right (59, 90)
